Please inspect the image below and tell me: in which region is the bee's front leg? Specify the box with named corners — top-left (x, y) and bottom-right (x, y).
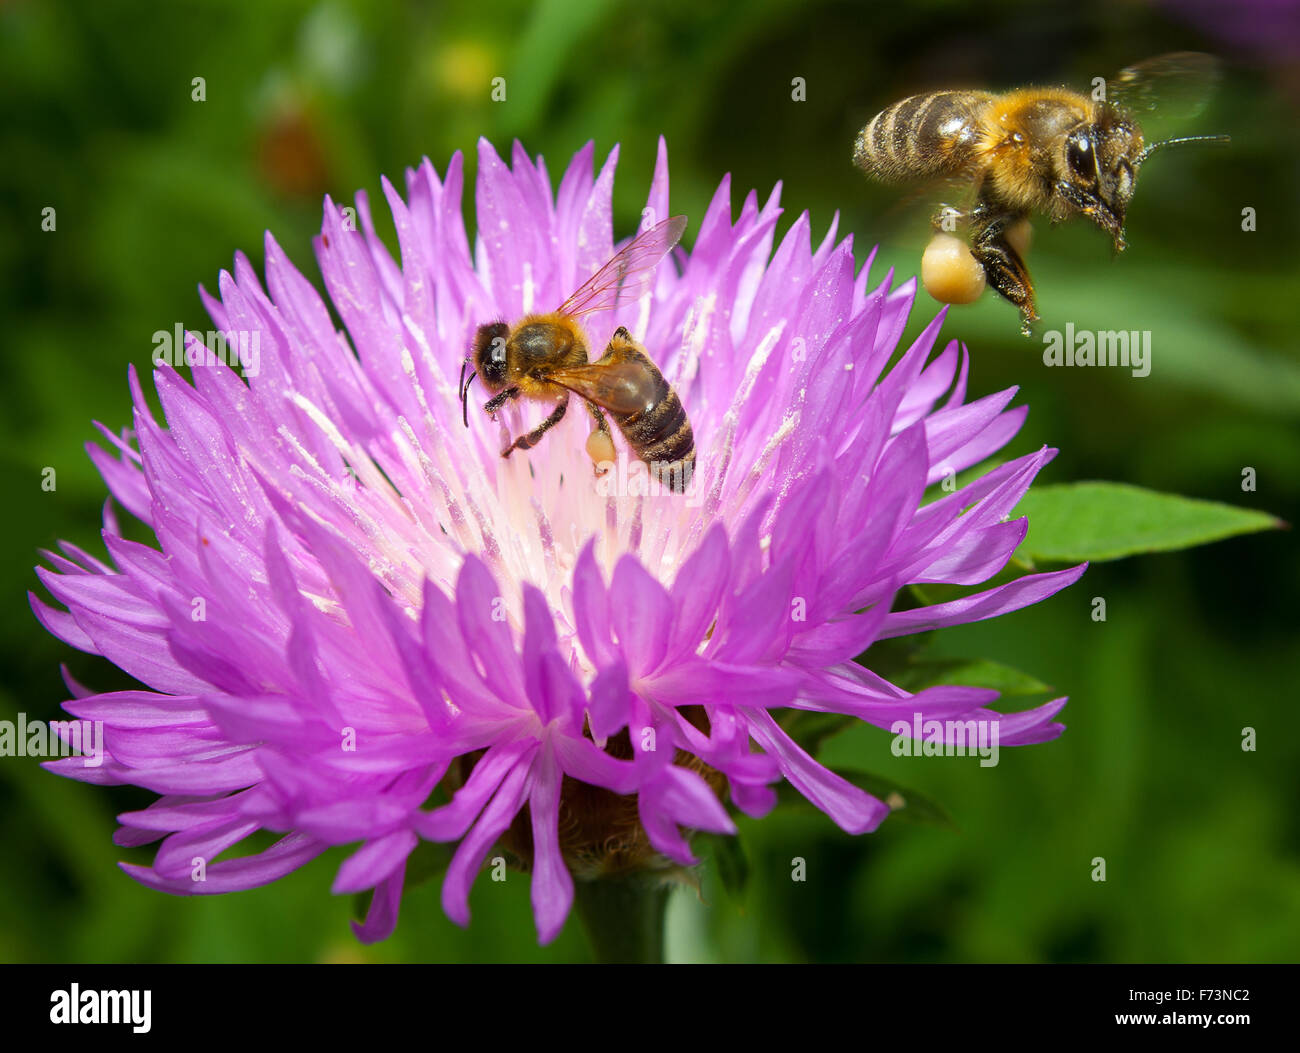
top-left (1052, 181), bottom-right (1125, 251)
top-left (970, 207), bottom-right (1038, 336)
top-left (501, 395), bottom-right (568, 457)
top-left (483, 386), bottom-right (520, 417)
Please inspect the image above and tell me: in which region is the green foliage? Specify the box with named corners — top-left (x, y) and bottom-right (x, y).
top-left (776, 770), bottom-right (958, 830)
top-left (1014, 482), bottom-right (1283, 564)
top-left (695, 832), bottom-right (751, 904)
top-left (886, 656), bottom-right (1053, 698)
top-left (3, 0), bottom-right (1298, 965)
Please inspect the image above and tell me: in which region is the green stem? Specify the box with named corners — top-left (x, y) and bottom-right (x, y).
top-left (573, 875), bottom-right (670, 964)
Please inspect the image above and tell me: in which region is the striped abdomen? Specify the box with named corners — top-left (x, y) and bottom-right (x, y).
top-left (611, 342), bottom-right (695, 493)
top-left (854, 90), bottom-right (994, 183)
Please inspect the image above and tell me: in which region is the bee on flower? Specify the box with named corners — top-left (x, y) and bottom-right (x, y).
top-left (32, 138), bottom-right (1082, 947)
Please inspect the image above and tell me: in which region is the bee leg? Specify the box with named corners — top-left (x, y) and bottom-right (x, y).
top-left (501, 395), bottom-right (568, 457)
top-left (970, 213), bottom-right (1038, 336)
top-left (585, 402), bottom-right (614, 478)
top-left (1052, 180), bottom-right (1124, 250)
top-left (483, 387), bottom-right (520, 416)
top-left (930, 204), bottom-right (968, 234)
top-left (586, 401), bottom-right (611, 436)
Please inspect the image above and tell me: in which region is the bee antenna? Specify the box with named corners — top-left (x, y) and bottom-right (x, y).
top-left (1136, 133), bottom-right (1230, 165)
top-left (461, 370), bottom-right (476, 428)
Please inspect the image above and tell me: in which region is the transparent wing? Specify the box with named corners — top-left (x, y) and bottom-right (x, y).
top-left (1109, 52), bottom-right (1221, 127)
top-left (546, 360), bottom-right (659, 416)
top-left (558, 215), bottom-right (687, 319)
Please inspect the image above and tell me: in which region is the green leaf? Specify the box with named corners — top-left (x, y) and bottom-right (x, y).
top-left (854, 631), bottom-right (935, 679)
top-left (1013, 482), bottom-right (1284, 563)
top-left (887, 657), bottom-right (1052, 697)
top-left (696, 832), bottom-right (750, 903)
top-left (837, 770), bottom-right (958, 830)
top-left (776, 771), bottom-right (957, 830)
top-left (779, 710), bottom-right (861, 755)
top-left (404, 840), bottom-right (455, 889)
top-left (351, 891), bottom-right (371, 924)
top-left (784, 658), bottom-right (1049, 756)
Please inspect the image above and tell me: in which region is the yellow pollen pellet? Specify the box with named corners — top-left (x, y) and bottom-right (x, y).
top-left (586, 428), bottom-right (616, 472)
top-left (1006, 218), bottom-right (1033, 257)
top-left (921, 233), bottom-right (986, 305)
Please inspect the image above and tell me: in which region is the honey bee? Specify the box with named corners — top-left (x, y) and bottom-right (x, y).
top-left (853, 52), bottom-right (1228, 333)
top-left (460, 215), bottom-right (695, 492)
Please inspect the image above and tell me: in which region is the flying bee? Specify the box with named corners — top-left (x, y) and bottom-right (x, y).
top-left (459, 215), bottom-right (695, 492)
top-left (853, 52), bottom-right (1229, 333)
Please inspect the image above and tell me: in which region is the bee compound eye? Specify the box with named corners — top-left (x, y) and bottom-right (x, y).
top-left (1067, 137), bottom-right (1093, 178)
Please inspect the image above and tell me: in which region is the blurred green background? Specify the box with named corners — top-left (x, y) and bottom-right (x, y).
top-left (2, 0), bottom-right (1298, 963)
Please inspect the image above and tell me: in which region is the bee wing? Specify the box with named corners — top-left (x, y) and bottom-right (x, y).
top-left (557, 215), bottom-right (687, 319)
top-left (1108, 52), bottom-right (1221, 126)
top-left (877, 173), bottom-right (979, 236)
top-left (545, 360), bottom-right (657, 416)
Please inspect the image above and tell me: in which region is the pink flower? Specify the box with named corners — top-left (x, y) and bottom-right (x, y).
top-left (32, 138), bottom-right (1083, 944)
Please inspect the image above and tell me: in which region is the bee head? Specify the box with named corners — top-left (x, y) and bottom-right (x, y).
top-left (471, 321), bottom-right (511, 390)
top-left (1059, 111), bottom-right (1142, 251)
top-left (1096, 112), bottom-right (1144, 237)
